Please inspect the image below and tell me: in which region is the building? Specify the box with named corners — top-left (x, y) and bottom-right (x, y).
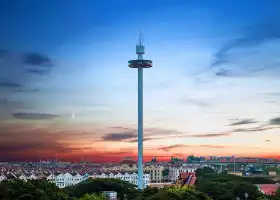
top-left (176, 172), bottom-right (197, 186)
top-left (120, 157), bottom-right (137, 170)
top-left (228, 172), bottom-right (243, 176)
top-left (89, 170), bottom-right (150, 188)
top-left (103, 191), bottom-right (117, 200)
top-left (149, 182), bottom-right (174, 188)
top-left (144, 164), bottom-right (165, 183)
top-left (168, 165), bottom-right (199, 182)
top-left (269, 171), bottom-right (277, 177)
top-left (257, 184), bottom-right (280, 195)
top-left (46, 172), bottom-right (83, 188)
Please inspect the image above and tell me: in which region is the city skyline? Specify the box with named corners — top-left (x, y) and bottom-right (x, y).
top-left (1, 0), bottom-right (280, 162)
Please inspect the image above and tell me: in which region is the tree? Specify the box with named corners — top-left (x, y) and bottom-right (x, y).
top-left (257, 196), bottom-right (271, 200)
top-left (233, 182), bottom-right (262, 200)
top-left (187, 155), bottom-right (202, 163)
top-left (276, 188), bottom-right (280, 197)
top-left (66, 178), bottom-right (139, 200)
top-left (162, 169), bottom-right (170, 181)
top-left (0, 179), bottom-right (69, 200)
top-left (195, 168), bottom-right (266, 200)
top-left (151, 157), bottom-right (157, 163)
top-left (170, 157), bottom-right (183, 164)
top-left (137, 187), bottom-right (159, 199)
top-left (144, 186), bottom-right (211, 200)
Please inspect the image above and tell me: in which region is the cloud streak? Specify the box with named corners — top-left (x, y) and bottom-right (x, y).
top-left (158, 144), bottom-right (227, 152)
top-left (12, 112), bottom-right (60, 120)
top-left (269, 117), bottom-right (280, 125)
top-left (229, 119), bottom-right (257, 126)
top-left (23, 52), bottom-right (53, 66)
top-left (213, 20), bottom-right (280, 66)
top-left (0, 50), bottom-right (54, 93)
top-left (181, 98), bottom-right (211, 108)
top-left (102, 132), bottom-right (137, 141)
top-left (0, 79), bottom-right (22, 89)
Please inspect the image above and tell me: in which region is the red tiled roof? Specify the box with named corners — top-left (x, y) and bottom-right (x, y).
top-left (258, 184), bottom-right (280, 196)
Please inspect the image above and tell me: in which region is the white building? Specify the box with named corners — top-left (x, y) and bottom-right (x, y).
top-left (89, 170), bottom-right (150, 188)
top-left (48, 172), bottom-right (84, 188)
top-left (103, 191), bottom-right (117, 200)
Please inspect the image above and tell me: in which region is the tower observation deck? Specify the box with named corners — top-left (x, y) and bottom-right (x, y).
top-left (128, 33), bottom-right (152, 190)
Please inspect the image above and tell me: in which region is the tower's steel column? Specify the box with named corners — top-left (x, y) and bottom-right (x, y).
top-left (128, 33), bottom-right (152, 190)
top-left (137, 66), bottom-right (144, 190)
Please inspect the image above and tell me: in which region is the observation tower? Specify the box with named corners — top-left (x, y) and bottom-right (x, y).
top-left (128, 33), bottom-right (152, 190)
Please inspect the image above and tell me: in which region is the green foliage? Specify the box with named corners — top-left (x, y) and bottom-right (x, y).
top-left (138, 186), bottom-right (213, 200)
top-left (66, 178), bottom-right (139, 200)
top-left (137, 187), bottom-right (159, 199)
top-left (0, 179), bottom-right (69, 200)
top-left (79, 193), bottom-right (108, 200)
top-left (257, 195), bottom-right (272, 200)
top-left (137, 186), bottom-right (211, 200)
top-left (262, 167), bottom-right (280, 176)
top-left (170, 156), bottom-right (184, 164)
top-left (151, 157), bottom-right (157, 162)
top-left (187, 155), bottom-right (204, 163)
top-left (276, 188), bottom-right (280, 196)
top-left (195, 167), bottom-right (275, 200)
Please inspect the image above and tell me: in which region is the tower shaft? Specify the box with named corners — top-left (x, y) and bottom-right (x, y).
top-left (137, 66), bottom-right (144, 190)
top-left (137, 32), bottom-right (144, 190)
top-left (128, 32), bottom-right (152, 190)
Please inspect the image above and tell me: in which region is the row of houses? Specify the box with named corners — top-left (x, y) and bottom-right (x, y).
top-left (0, 170), bottom-right (151, 189)
top-left (107, 157), bottom-right (205, 183)
top-left (0, 159), bottom-right (207, 188)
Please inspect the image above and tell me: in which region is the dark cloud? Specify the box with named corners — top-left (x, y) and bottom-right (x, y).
top-left (101, 127), bottom-right (183, 143)
top-left (0, 50), bottom-right (54, 101)
top-left (0, 49), bottom-right (8, 57)
top-left (185, 133), bottom-right (231, 138)
top-left (102, 132), bottom-right (137, 141)
top-left (101, 127), bottom-right (232, 143)
top-left (23, 52), bottom-right (53, 66)
top-left (158, 144), bottom-right (186, 151)
top-left (16, 88), bottom-right (39, 93)
top-left (182, 98), bottom-right (211, 108)
top-left (102, 123), bottom-right (280, 143)
top-left (158, 144), bottom-right (226, 152)
top-left (229, 119), bottom-right (257, 126)
top-left (232, 125), bottom-right (279, 133)
top-left (215, 68), bottom-right (232, 77)
top-left (269, 117), bottom-right (280, 125)
top-left (12, 112), bottom-right (60, 120)
top-left (213, 21), bottom-right (280, 67)
top-left (127, 138), bottom-right (154, 143)
top-left (0, 79), bottom-right (22, 89)
top-left (27, 69), bottom-right (49, 75)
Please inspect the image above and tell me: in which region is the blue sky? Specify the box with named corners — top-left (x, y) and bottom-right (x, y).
top-left (1, 0), bottom-right (280, 161)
